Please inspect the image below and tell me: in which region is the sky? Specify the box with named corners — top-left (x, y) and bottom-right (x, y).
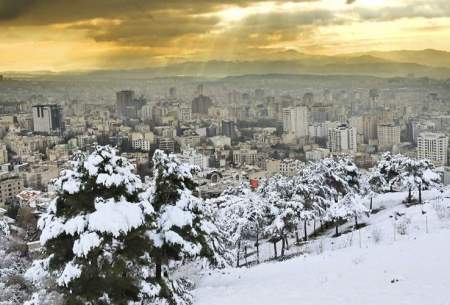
top-left (0, 0), bottom-right (449, 72)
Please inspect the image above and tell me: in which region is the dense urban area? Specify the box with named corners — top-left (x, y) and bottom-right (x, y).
top-left (0, 73), bottom-right (449, 305)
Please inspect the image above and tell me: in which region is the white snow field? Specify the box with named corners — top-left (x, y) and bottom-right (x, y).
top-left (194, 190), bottom-right (450, 305)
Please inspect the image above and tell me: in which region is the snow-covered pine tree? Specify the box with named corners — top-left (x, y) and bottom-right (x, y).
top-left (147, 150), bottom-right (227, 304)
top-left (376, 152), bottom-right (406, 192)
top-left (327, 193), bottom-right (368, 234)
top-left (294, 164), bottom-right (330, 241)
top-left (209, 189), bottom-right (252, 267)
top-left (400, 158), bottom-right (441, 204)
top-left (311, 156), bottom-right (360, 235)
top-left (27, 146), bottom-right (157, 305)
top-left (258, 174), bottom-right (300, 257)
top-left (361, 167), bottom-right (387, 211)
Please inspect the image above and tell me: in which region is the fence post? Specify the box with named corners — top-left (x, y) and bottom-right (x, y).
top-left (393, 221), bottom-right (396, 241)
top-left (359, 229), bottom-right (362, 248)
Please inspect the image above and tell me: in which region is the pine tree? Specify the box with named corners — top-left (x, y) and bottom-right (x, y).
top-left (400, 158), bottom-right (441, 204)
top-left (258, 175), bottom-right (297, 257)
top-left (376, 152), bottom-right (406, 192)
top-left (361, 167), bottom-right (387, 211)
top-left (209, 184), bottom-right (265, 266)
top-left (147, 150), bottom-right (227, 304)
top-left (27, 146), bottom-right (157, 305)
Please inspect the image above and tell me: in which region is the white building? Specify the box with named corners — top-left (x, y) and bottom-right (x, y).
top-left (282, 106), bottom-right (308, 138)
top-left (417, 132), bottom-right (448, 166)
top-left (305, 148), bottom-right (330, 161)
top-left (279, 159), bottom-right (304, 176)
top-left (130, 132), bottom-right (154, 152)
top-left (233, 149), bottom-right (258, 165)
top-left (140, 103), bottom-right (153, 121)
top-left (210, 136), bottom-right (231, 148)
top-left (327, 124), bottom-right (357, 153)
top-left (175, 148), bottom-right (208, 170)
top-left (308, 123), bottom-right (328, 138)
top-left (377, 123), bottom-right (401, 150)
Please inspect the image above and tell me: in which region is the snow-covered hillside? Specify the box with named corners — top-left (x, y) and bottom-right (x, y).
top-left (194, 190), bottom-right (450, 305)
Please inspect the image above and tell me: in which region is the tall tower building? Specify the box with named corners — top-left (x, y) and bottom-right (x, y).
top-left (221, 120), bottom-right (236, 139)
top-left (377, 123), bottom-right (401, 150)
top-left (191, 95), bottom-right (212, 115)
top-left (327, 124), bottom-right (357, 153)
top-left (116, 90), bottom-right (134, 117)
top-left (417, 132), bottom-right (448, 166)
top-left (282, 106), bottom-right (308, 138)
top-left (32, 104), bottom-right (63, 134)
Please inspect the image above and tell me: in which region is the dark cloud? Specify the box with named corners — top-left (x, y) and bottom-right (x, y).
top-left (87, 14), bottom-right (221, 47)
top-left (0, 0), bottom-right (35, 20)
top-left (0, 1), bottom-right (317, 25)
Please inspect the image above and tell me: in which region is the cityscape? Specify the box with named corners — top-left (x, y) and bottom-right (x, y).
top-left (0, 74), bottom-right (449, 200)
top-left (0, 0), bottom-right (450, 305)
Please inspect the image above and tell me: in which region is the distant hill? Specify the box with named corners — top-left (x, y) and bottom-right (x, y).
top-left (347, 49), bottom-right (450, 69)
top-left (4, 49), bottom-right (450, 79)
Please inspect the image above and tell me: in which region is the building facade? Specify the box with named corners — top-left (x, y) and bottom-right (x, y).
top-left (32, 104), bottom-right (63, 134)
top-left (327, 124), bottom-right (357, 153)
top-left (417, 132), bottom-right (448, 166)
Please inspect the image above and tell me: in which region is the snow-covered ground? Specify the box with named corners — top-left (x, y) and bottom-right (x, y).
top-left (193, 190), bottom-right (450, 305)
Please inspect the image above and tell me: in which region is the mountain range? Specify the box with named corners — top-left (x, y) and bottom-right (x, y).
top-left (4, 49), bottom-right (450, 79)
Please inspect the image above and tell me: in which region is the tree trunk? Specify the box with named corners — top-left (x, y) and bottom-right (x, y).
top-left (313, 220), bottom-right (316, 232)
top-left (155, 259), bottom-right (162, 280)
top-left (335, 221), bottom-right (339, 236)
top-left (273, 241), bottom-right (278, 258)
top-left (256, 227), bottom-right (260, 263)
top-left (244, 246), bottom-right (248, 266)
top-left (419, 184), bottom-right (422, 204)
top-left (408, 188), bottom-right (412, 202)
top-left (236, 240), bottom-right (241, 267)
top-left (295, 230), bottom-right (300, 244)
top-left (370, 197), bottom-right (373, 211)
top-left (355, 215), bottom-right (358, 227)
top-left (285, 236), bottom-right (289, 250)
top-left (281, 236), bottom-right (285, 257)
top-left (304, 219), bottom-right (308, 241)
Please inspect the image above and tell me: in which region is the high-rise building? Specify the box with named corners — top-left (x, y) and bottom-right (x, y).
top-left (282, 106), bottom-right (308, 138)
top-left (221, 120), bottom-right (236, 139)
top-left (169, 87), bottom-right (177, 99)
top-left (116, 90), bottom-right (134, 114)
top-left (303, 92), bottom-right (314, 106)
top-left (377, 123), bottom-right (401, 150)
top-left (417, 132), bottom-right (448, 166)
top-left (32, 104), bottom-right (63, 134)
top-left (191, 95), bottom-right (212, 115)
top-left (327, 124), bottom-right (357, 153)
top-left (362, 114), bottom-right (379, 144)
top-left (310, 103), bottom-right (332, 123)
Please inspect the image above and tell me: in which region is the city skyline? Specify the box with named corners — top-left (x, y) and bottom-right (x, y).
top-left (1, 0), bottom-right (450, 72)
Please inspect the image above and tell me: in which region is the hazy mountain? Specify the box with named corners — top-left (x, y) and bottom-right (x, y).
top-left (348, 49), bottom-right (450, 69)
top-left (4, 49), bottom-right (450, 79)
